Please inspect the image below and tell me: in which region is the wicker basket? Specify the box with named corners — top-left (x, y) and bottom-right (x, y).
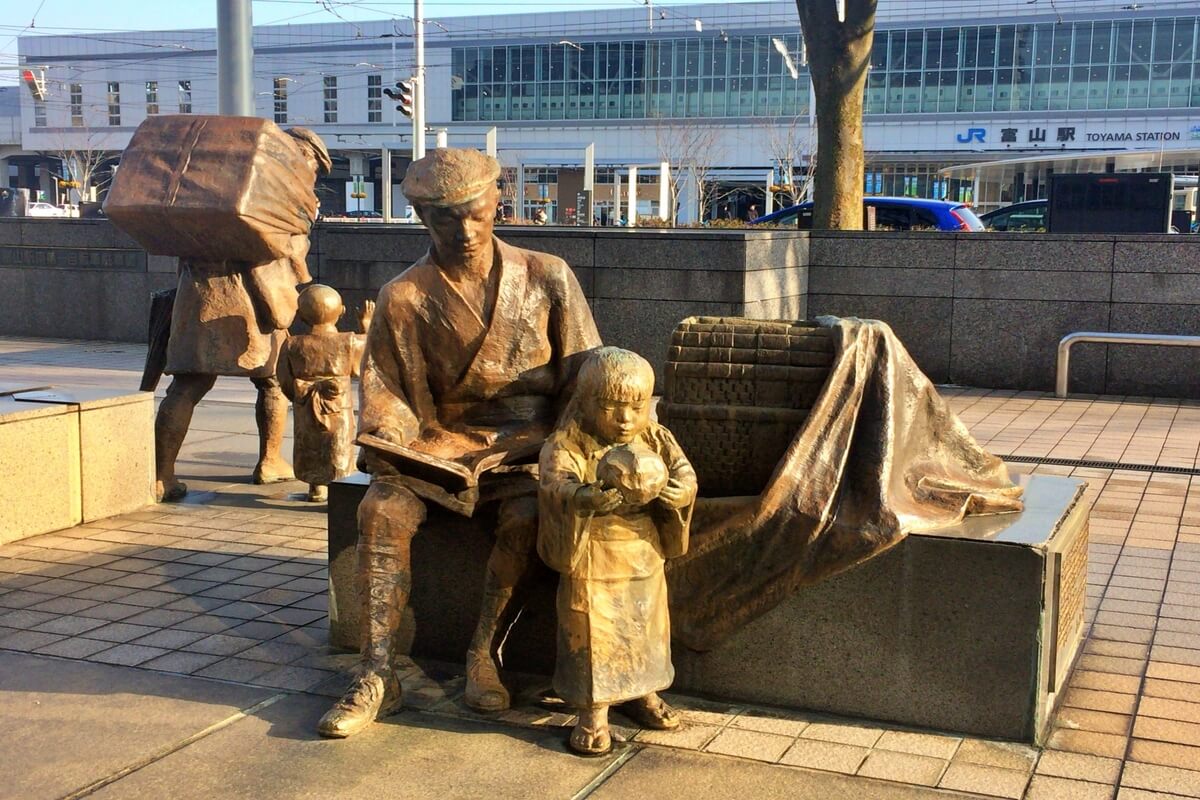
top-left (659, 317), bottom-right (835, 496)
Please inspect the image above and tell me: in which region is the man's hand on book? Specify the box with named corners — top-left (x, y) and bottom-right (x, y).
top-left (411, 427), bottom-right (496, 460)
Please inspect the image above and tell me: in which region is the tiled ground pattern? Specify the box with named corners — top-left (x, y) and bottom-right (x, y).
top-left (2, 340), bottom-right (1200, 799)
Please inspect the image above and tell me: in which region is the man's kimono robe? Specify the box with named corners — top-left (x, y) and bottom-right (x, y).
top-left (358, 237), bottom-right (601, 510)
top-left (538, 420), bottom-right (697, 708)
top-left (166, 246), bottom-right (311, 378)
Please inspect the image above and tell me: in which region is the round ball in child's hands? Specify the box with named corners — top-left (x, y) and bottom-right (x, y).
top-left (596, 444), bottom-right (668, 507)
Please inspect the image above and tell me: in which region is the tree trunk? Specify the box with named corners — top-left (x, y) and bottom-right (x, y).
top-left (796, 0), bottom-right (876, 230)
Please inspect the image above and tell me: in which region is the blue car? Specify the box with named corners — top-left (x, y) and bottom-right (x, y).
top-left (752, 196), bottom-right (985, 231)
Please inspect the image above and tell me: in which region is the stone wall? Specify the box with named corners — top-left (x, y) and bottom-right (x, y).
top-left (0, 219), bottom-right (804, 384)
top-left (807, 231), bottom-right (1200, 396)
top-left (0, 219), bottom-right (176, 342)
top-left (310, 224), bottom-right (807, 376)
top-left (0, 218), bottom-right (1195, 396)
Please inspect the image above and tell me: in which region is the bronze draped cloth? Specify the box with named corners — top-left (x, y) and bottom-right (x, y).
top-left (666, 316), bottom-right (1024, 652)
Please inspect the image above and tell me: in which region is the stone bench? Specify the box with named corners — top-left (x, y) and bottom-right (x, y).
top-left (0, 386), bottom-right (154, 544)
top-left (327, 472), bottom-right (1087, 744)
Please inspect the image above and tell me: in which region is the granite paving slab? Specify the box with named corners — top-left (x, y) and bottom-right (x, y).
top-left (0, 650), bottom-right (275, 800)
top-left (588, 747), bottom-right (979, 800)
top-left (85, 693), bottom-right (621, 800)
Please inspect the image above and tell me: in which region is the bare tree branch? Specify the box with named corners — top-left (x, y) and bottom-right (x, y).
top-left (764, 113), bottom-right (818, 208)
top-left (40, 128), bottom-right (115, 206)
top-left (650, 114), bottom-right (729, 225)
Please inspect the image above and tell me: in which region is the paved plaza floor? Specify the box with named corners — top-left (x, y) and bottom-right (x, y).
top-left (1, 337), bottom-right (1199, 800)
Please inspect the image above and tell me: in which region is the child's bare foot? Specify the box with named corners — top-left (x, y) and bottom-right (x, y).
top-left (307, 484), bottom-right (328, 502)
top-left (618, 693), bottom-right (680, 730)
top-left (569, 705), bottom-right (612, 756)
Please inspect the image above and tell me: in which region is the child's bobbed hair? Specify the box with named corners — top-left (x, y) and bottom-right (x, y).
top-left (297, 284), bottom-right (344, 326)
top-left (575, 347), bottom-right (655, 403)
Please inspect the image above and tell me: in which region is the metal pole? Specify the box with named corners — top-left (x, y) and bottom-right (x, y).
top-left (613, 171), bottom-right (622, 224)
top-left (413, 0), bottom-right (426, 159)
top-left (627, 166), bottom-right (638, 227)
top-left (516, 162), bottom-right (525, 221)
top-left (217, 0), bottom-right (254, 116)
top-left (582, 143), bottom-right (595, 226)
top-left (1056, 331), bottom-right (1200, 398)
top-left (381, 147), bottom-right (392, 222)
top-left (659, 161), bottom-right (670, 221)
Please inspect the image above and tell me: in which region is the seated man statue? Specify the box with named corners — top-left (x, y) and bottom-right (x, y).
top-left (318, 148), bottom-right (601, 738)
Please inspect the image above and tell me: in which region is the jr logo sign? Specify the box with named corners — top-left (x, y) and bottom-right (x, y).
top-left (956, 128), bottom-right (987, 143)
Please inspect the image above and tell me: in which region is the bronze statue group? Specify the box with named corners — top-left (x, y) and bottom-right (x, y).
top-left (110, 132), bottom-right (695, 757)
top-left (110, 122), bottom-right (1024, 757)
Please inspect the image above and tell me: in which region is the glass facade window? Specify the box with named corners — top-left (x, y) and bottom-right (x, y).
top-left (274, 77), bottom-right (288, 124)
top-left (107, 82), bottom-right (121, 126)
top-left (178, 80), bottom-right (192, 114)
top-left (453, 34), bottom-right (810, 121)
top-left (146, 80), bottom-right (158, 115)
top-left (524, 167), bottom-right (558, 184)
top-left (367, 74), bottom-right (382, 122)
top-left (864, 162), bottom-right (974, 203)
top-left (453, 15), bottom-right (1200, 121)
top-left (323, 76), bottom-right (338, 123)
top-left (70, 83), bottom-right (83, 126)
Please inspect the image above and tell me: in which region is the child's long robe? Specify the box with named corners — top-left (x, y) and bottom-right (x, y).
top-left (538, 421), bottom-right (696, 707)
top-left (278, 330), bottom-right (364, 485)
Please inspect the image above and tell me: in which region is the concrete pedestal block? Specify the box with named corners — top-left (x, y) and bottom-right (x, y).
top-left (15, 388), bottom-right (155, 523)
top-left (0, 398), bottom-right (81, 544)
top-left (328, 473), bottom-right (1087, 743)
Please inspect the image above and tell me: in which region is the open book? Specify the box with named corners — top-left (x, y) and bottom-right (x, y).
top-left (356, 431), bottom-right (544, 494)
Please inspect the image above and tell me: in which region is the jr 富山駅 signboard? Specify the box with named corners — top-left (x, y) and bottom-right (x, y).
top-left (944, 122), bottom-right (1200, 149)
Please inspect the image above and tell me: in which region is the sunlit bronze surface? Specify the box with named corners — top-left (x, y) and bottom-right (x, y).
top-left (538, 347), bottom-right (696, 755)
top-left (317, 148), bottom-right (601, 739)
top-left (104, 116), bottom-right (329, 501)
top-left (277, 286), bottom-right (373, 503)
top-left (661, 316), bottom-right (1024, 651)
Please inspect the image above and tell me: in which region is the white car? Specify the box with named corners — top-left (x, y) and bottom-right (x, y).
top-left (27, 202), bottom-right (68, 218)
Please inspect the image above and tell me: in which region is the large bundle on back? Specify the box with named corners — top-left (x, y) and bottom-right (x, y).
top-left (104, 115), bottom-right (317, 263)
top-left (657, 317), bottom-right (835, 497)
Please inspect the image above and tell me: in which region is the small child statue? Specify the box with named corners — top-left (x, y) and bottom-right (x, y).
top-left (538, 346), bottom-right (698, 756)
top-left (277, 285), bottom-right (373, 502)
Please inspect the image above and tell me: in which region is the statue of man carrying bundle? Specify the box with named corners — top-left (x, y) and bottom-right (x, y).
top-left (106, 117), bottom-right (332, 501)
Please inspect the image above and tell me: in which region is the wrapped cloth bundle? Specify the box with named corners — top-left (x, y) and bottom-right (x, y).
top-left (104, 115), bottom-right (318, 263)
top-left (665, 316), bottom-right (1025, 651)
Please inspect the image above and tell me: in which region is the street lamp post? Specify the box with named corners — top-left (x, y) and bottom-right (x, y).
top-left (216, 0), bottom-right (254, 116)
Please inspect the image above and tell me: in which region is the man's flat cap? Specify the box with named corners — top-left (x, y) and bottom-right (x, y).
top-left (401, 148), bottom-right (500, 208)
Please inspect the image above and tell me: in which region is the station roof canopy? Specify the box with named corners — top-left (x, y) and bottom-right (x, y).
top-left (939, 148), bottom-right (1200, 181)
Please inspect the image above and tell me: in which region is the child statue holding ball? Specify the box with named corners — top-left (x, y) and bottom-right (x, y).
top-left (538, 347), bottom-right (698, 756)
top-left (277, 285), bottom-right (373, 502)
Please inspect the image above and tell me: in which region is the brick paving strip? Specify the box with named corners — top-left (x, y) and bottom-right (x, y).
top-left (2, 338), bottom-right (1200, 799)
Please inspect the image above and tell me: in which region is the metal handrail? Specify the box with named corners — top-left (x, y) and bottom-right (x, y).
top-left (1056, 331), bottom-right (1200, 398)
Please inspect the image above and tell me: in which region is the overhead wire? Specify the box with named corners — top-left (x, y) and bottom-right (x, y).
top-left (5, 0), bottom-right (1196, 108)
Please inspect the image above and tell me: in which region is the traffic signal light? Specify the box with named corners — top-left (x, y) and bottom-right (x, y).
top-left (383, 79), bottom-right (414, 118)
top-left (21, 68), bottom-right (46, 101)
